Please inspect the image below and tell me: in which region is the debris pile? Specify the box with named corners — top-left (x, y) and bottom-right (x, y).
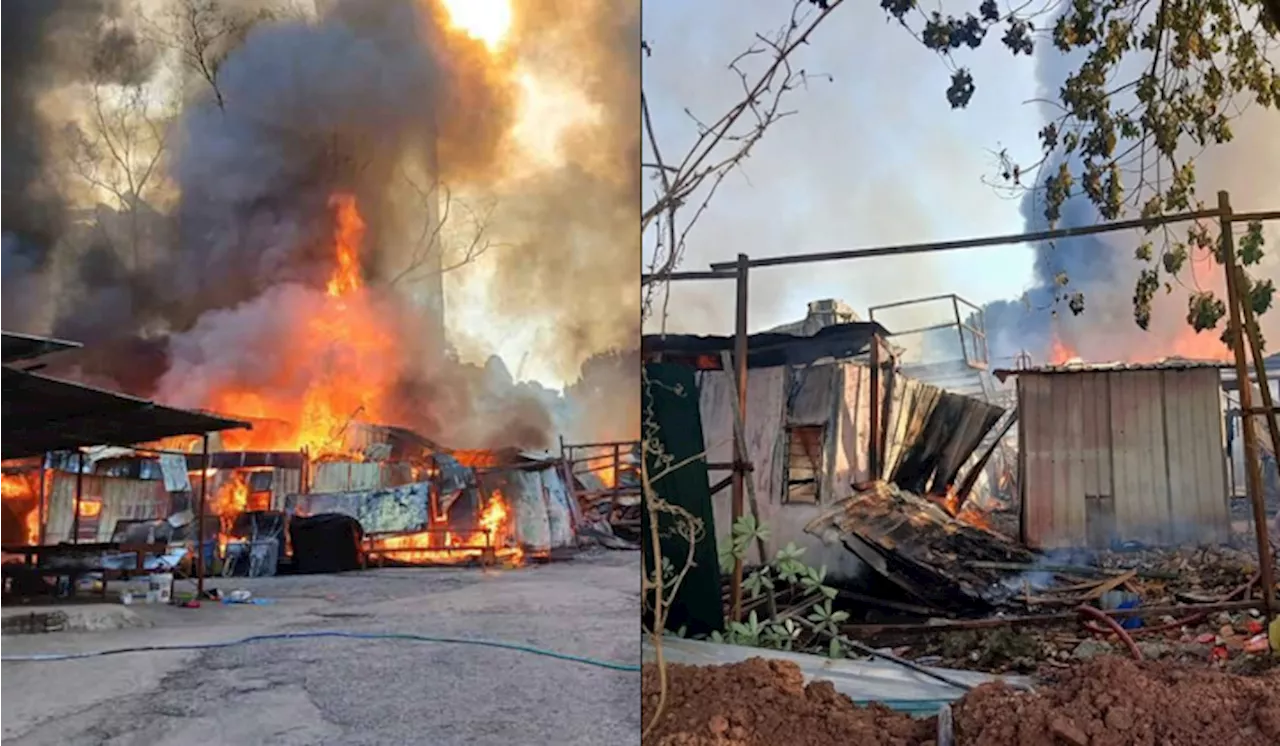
top-left (953, 657), bottom-right (1280, 746)
top-left (805, 482), bottom-right (1036, 614)
top-left (640, 658), bottom-right (936, 746)
top-left (879, 608), bottom-right (1278, 675)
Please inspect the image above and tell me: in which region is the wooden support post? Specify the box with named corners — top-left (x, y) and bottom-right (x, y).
top-left (613, 443), bottom-right (622, 497)
top-left (1219, 190), bottom-right (1276, 624)
top-left (729, 253), bottom-right (750, 623)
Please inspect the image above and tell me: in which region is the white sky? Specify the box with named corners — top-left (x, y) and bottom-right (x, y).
top-left (642, 0), bottom-right (1049, 336)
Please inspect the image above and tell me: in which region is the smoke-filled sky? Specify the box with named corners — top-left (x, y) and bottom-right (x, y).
top-left (643, 0), bottom-right (1280, 366)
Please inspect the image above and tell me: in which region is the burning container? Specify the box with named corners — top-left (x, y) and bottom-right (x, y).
top-left (997, 360), bottom-right (1231, 549)
top-left (44, 455), bottom-right (170, 544)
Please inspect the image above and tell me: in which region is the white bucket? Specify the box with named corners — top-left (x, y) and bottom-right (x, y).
top-left (149, 573), bottom-right (174, 604)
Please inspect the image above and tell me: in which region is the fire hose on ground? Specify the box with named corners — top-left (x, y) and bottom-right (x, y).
top-left (0, 630), bottom-right (642, 672)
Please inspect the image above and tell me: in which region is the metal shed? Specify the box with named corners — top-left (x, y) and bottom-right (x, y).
top-left (998, 361), bottom-right (1230, 549)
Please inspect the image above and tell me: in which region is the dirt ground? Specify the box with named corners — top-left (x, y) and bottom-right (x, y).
top-left (640, 658), bottom-right (937, 746)
top-left (2, 550), bottom-right (640, 746)
top-left (641, 655), bottom-right (1280, 746)
top-left (954, 656), bottom-right (1280, 746)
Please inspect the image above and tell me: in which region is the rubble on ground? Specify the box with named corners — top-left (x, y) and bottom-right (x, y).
top-left (872, 608), bottom-right (1280, 675)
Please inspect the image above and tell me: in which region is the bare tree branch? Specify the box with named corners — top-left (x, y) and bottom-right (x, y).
top-left (641, 0), bottom-right (844, 328)
top-left (66, 78), bottom-right (172, 271)
top-left (384, 170), bottom-right (505, 288)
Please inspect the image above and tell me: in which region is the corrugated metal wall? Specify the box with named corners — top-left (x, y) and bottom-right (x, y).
top-left (1020, 368), bottom-right (1230, 549)
top-left (45, 473), bottom-right (168, 543)
top-left (310, 462), bottom-right (414, 493)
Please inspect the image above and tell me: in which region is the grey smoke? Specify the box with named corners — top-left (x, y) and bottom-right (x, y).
top-left (0, 0), bottom-right (108, 330)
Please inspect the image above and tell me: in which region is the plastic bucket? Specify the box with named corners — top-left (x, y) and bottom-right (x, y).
top-left (149, 573), bottom-right (174, 604)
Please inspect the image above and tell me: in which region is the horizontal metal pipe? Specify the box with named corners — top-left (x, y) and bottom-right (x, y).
top-left (709, 208), bottom-right (1227, 271)
top-left (642, 270), bottom-right (736, 284)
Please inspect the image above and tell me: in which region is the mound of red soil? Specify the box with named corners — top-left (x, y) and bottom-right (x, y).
top-left (953, 656), bottom-right (1280, 746)
top-left (640, 657), bottom-right (938, 746)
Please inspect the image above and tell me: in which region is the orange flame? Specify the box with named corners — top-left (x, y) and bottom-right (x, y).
top-left (585, 456), bottom-right (617, 488)
top-left (205, 193), bottom-right (397, 458)
top-left (213, 472), bottom-right (250, 553)
top-left (325, 193), bottom-right (364, 298)
top-left (368, 490), bottom-right (524, 566)
top-left (1048, 334), bottom-right (1078, 365)
top-left (1, 472), bottom-right (41, 545)
top-left (941, 486), bottom-right (992, 531)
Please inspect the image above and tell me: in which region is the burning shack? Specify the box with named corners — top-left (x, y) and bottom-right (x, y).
top-left (997, 360), bottom-right (1232, 549)
top-left (644, 322), bottom-right (1005, 579)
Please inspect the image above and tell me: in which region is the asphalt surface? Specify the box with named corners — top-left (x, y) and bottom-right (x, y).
top-left (1, 550), bottom-right (641, 746)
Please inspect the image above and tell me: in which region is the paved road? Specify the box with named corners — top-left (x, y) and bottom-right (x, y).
top-left (2, 551), bottom-right (641, 746)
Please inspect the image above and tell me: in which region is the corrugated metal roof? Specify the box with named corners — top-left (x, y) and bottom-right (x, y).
top-left (994, 359), bottom-right (1228, 380)
top-left (643, 321), bottom-right (890, 370)
top-left (1, 331), bottom-right (82, 364)
top-left (1, 367), bottom-right (250, 459)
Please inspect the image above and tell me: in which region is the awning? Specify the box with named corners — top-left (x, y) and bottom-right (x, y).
top-left (1, 331), bottom-right (82, 364)
top-left (1, 367), bottom-right (250, 459)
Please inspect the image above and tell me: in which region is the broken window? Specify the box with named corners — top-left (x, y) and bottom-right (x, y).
top-left (784, 426), bottom-right (824, 504)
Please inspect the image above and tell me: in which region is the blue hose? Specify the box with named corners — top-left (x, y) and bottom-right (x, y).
top-left (0, 630), bottom-right (642, 672)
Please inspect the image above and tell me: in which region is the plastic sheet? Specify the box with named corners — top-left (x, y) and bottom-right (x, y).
top-left (642, 636), bottom-right (1027, 706)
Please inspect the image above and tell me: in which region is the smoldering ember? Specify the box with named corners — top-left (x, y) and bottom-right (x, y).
top-left (1, 1), bottom-right (640, 744)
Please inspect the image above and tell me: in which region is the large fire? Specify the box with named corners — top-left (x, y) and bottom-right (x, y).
top-left (208, 193), bottom-right (397, 458)
top-left (438, 0), bottom-right (513, 51)
top-left (1, 472), bottom-right (42, 546)
top-left (367, 490), bottom-right (524, 566)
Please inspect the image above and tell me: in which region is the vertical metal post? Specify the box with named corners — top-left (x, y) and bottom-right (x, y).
top-left (612, 443), bottom-right (621, 497)
top-left (37, 454), bottom-right (48, 545)
top-left (951, 295), bottom-right (967, 362)
top-left (869, 334), bottom-right (882, 481)
top-left (71, 450), bottom-right (84, 544)
top-left (197, 433), bottom-right (210, 599)
top-left (729, 253), bottom-right (750, 623)
top-left (1219, 190), bottom-right (1275, 623)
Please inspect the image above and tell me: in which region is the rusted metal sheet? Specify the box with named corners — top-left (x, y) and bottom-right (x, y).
top-left (694, 360), bottom-right (1005, 580)
top-left (1019, 367), bottom-right (1230, 549)
top-left (288, 481), bottom-right (431, 534)
top-left (309, 461), bottom-right (414, 493)
top-left (45, 472), bottom-right (167, 543)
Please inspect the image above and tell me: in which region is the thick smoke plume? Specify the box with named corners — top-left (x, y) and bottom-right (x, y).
top-left (3, 0), bottom-right (640, 450)
top-left (2, 0), bottom-right (159, 328)
top-left (979, 31), bottom-right (1280, 366)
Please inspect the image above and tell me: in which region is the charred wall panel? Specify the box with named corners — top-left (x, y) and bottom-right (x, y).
top-left (45, 473), bottom-right (167, 543)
